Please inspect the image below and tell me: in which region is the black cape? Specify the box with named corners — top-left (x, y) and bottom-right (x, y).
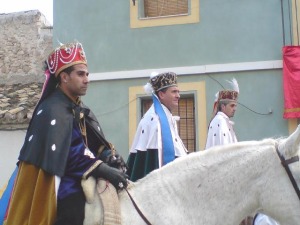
top-left (18, 88), bottom-right (110, 177)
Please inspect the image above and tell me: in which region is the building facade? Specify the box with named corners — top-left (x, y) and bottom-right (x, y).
top-left (52, 0), bottom-right (298, 159)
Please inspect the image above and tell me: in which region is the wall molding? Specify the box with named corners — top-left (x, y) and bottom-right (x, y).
top-left (90, 60), bottom-right (283, 81)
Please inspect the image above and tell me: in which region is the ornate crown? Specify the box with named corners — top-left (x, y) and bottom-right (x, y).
top-left (149, 72), bottom-right (178, 92)
top-left (218, 90), bottom-right (239, 101)
top-left (46, 42), bottom-right (87, 77)
top-left (216, 78), bottom-right (239, 102)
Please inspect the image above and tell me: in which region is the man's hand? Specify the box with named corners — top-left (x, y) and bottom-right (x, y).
top-left (91, 163), bottom-right (128, 190)
top-left (100, 149), bottom-right (128, 173)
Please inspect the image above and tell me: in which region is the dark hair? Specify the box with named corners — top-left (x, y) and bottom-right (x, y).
top-left (155, 87), bottom-right (168, 99)
top-left (217, 101), bottom-right (229, 112)
top-left (57, 65), bottom-right (75, 84)
top-left (41, 61), bottom-right (74, 101)
top-left (44, 61), bottom-right (75, 83)
top-left (61, 65), bottom-right (75, 75)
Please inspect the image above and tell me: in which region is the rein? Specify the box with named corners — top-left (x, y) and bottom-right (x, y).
top-left (124, 188), bottom-right (152, 225)
top-left (276, 148), bottom-right (300, 201)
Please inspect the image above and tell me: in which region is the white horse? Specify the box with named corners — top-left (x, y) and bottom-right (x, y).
top-left (86, 125), bottom-right (300, 225)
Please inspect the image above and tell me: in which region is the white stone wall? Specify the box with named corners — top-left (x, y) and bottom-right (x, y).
top-left (0, 130), bottom-right (25, 189)
top-left (0, 10), bottom-right (53, 84)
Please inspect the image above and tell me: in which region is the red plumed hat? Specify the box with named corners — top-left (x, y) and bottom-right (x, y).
top-left (212, 78), bottom-right (239, 116)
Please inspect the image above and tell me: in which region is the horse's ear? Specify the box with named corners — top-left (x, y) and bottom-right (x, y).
top-left (279, 125), bottom-right (300, 157)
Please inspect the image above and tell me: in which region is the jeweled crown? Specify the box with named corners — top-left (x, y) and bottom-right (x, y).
top-left (46, 42), bottom-right (87, 77)
top-left (218, 90), bottom-right (239, 101)
top-left (150, 72), bottom-right (177, 92)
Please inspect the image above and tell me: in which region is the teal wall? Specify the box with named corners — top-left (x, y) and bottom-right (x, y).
top-left (201, 70), bottom-right (287, 141)
top-left (83, 70), bottom-right (287, 157)
top-left (54, 0), bottom-right (286, 72)
top-left (53, 0), bottom-right (291, 157)
top-left (83, 79), bottom-right (132, 155)
top-left (166, 70), bottom-right (286, 140)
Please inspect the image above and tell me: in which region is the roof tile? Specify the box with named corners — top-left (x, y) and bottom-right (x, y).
top-left (0, 83), bottom-right (43, 130)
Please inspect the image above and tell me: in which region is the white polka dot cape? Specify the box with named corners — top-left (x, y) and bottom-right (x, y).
top-left (18, 89), bottom-right (111, 177)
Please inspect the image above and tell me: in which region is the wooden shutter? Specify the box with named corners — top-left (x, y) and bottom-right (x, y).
top-left (144, 0), bottom-right (188, 18)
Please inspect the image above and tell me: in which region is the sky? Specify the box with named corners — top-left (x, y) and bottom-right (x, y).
top-left (0, 0), bottom-right (53, 25)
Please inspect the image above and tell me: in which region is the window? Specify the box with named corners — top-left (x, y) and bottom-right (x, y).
top-left (143, 0), bottom-right (189, 18)
top-left (130, 0), bottom-right (199, 28)
top-left (141, 95), bottom-right (196, 152)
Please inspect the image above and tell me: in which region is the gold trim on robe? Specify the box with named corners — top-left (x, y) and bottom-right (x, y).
top-left (5, 162), bottom-right (56, 225)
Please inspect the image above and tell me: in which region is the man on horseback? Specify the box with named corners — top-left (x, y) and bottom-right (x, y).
top-left (3, 41), bottom-right (128, 225)
top-left (126, 71), bottom-right (188, 181)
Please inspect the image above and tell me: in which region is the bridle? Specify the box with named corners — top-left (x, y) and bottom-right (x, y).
top-left (276, 147), bottom-right (300, 201)
top-left (124, 188), bottom-right (152, 225)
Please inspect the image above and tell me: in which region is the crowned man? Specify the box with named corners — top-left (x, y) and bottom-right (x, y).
top-left (205, 79), bottom-right (261, 225)
top-left (3, 42), bottom-right (128, 225)
top-left (205, 78), bottom-right (239, 149)
top-left (127, 72), bottom-right (188, 182)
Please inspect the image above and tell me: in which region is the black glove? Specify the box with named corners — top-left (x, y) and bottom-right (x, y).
top-left (91, 163), bottom-right (129, 190)
top-left (100, 149), bottom-right (128, 173)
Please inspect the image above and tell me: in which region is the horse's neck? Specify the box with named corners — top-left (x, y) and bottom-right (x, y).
top-left (186, 143), bottom-right (278, 222)
top-left (120, 141), bottom-right (300, 225)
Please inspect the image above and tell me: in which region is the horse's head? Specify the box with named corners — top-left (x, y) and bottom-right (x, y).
top-left (279, 125), bottom-right (300, 187)
top-left (277, 125), bottom-right (300, 186)
top-left (274, 125), bottom-right (300, 224)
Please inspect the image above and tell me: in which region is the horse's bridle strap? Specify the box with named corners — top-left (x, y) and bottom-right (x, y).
top-left (281, 155), bottom-right (299, 166)
top-left (276, 149), bottom-right (300, 201)
top-left (125, 188), bottom-right (152, 225)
